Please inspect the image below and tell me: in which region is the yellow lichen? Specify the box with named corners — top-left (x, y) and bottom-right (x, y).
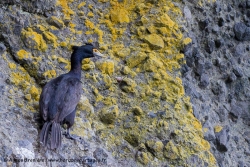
top-left (110, 7), bottom-right (129, 23)
top-left (214, 125), bottom-right (223, 133)
top-left (77, 2), bottom-right (86, 9)
top-left (126, 51), bottom-right (148, 68)
top-left (183, 37), bottom-right (192, 45)
top-left (29, 85), bottom-right (40, 101)
top-left (136, 152), bottom-right (150, 165)
top-left (96, 60), bottom-right (115, 75)
top-left (21, 28), bottom-right (47, 51)
top-left (131, 106), bottom-right (143, 116)
top-left (201, 139), bottom-right (211, 150)
top-left (164, 141), bottom-right (179, 160)
top-left (16, 50), bottom-right (30, 60)
top-left (82, 62), bottom-right (95, 71)
top-left (8, 63), bottom-right (16, 69)
top-left (85, 19), bottom-right (95, 29)
top-left (43, 31), bottom-right (58, 48)
top-left (25, 94), bottom-right (32, 101)
top-left (71, 117), bottom-right (90, 137)
top-left (5, 0), bottom-right (216, 166)
top-left (87, 12), bottom-right (94, 17)
top-left (50, 16), bottom-right (64, 28)
top-left (43, 70), bottom-right (57, 79)
top-left (99, 105), bottom-right (119, 124)
top-left (57, 57), bottom-right (71, 70)
top-left (60, 42), bottom-right (68, 47)
top-left (56, 0), bottom-right (75, 19)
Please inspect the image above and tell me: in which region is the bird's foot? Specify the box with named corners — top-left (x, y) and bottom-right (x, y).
top-left (63, 132), bottom-right (82, 141)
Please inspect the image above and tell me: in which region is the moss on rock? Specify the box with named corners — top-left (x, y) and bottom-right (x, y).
top-left (99, 105), bottom-right (119, 124)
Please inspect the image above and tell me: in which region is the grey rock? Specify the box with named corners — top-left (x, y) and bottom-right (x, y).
top-left (0, 0), bottom-right (55, 14)
top-left (216, 107), bottom-right (227, 122)
top-left (186, 155), bottom-right (209, 167)
top-left (212, 25), bottom-right (220, 33)
top-left (205, 39), bottom-right (215, 54)
top-left (225, 14), bottom-right (231, 22)
top-left (198, 19), bottom-right (209, 30)
top-left (239, 1), bottom-right (247, 8)
top-left (234, 22), bottom-right (250, 41)
top-left (215, 154), bottom-right (227, 167)
top-left (218, 17), bottom-right (224, 27)
top-left (233, 67), bottom-right (243, 77)
top-left (148, 112), bottom-right (157, 118)
top-left (243, 117), bottom-right (250, 126)
top-left (215, 2), bottom-right (222, 13)
top-left (215, 126), bottom-right (230, 152)
top-left (0, 43), bottom-right (6, 53)
top-left (2, 146), bottom-right (12, 157)
top-left (232, 136), bottom-right (239, 143)
top-left (192, 106), bottom-right (200, 120)
top-left (199, 74), bottom-right (209, 88)
top-left (204, 61), bottom-right (213, 70)
top-left (245, 150), bottom-right (250, 156)
top-left (211, 81), bottom-right (226, 96)
top-left (181, 64), bottom-right (189, 75)
top-left (82, 156), bottom-right (96, 167)
top-left (219, 62), bottom-right (228, 72)
top-left (238, 161), bottom-right (244, 167)
top-left (93, 148), bottom-right (108, 164)
top-left (203, 122), bottom-right (216, 141)
top-left (183, 82), bottom-right (201, 99)
top-left (17, 140), bottom-right (30, 148)
top-left (234, 44), bottom-right (246, 57)
top-left (184, 6), bottom-right (192, 20)
top-left (46, 16), bottom-right (64, 29)
top-left (185, 52), bottom-right (195, 67)
top-left (243, 131), bottom-right (250, 143)
top-left (234, 79), bottom-right (250, 99)
top-left (230, 103), bottom-right (242, 119)
top-left (215, 38), bottom-right (224, 48)
top-left (247, 0), bottom-right (250, 8)
top-left (227, 73), bottom-right (237, 82)
top-left (195, 60), bottom-right (205, 76)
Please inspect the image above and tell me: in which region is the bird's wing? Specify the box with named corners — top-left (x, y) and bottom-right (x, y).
top-left (39, 80), bottom-right (55, 121)
top-left (39, 75), bottom-right (64, 121)
top-left (53, 77), bottom-right (82, 122)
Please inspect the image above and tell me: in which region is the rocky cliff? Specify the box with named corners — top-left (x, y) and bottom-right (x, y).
top-left (0, 0), bottom-right (249, 167)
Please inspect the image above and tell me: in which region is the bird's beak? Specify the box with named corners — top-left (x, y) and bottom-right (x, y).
top-left (93, 49), bottom-right (105, 57)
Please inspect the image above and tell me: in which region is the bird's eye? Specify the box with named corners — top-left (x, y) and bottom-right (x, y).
top-left (93, 49), bottom-right (98, 52)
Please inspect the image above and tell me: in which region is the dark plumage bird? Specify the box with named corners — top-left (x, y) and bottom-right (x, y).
top-left (39, 43), bottom-right (104, 149)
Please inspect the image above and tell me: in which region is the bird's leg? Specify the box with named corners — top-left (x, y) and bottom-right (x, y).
top-left (63, 128), bottom-right (74, 139)
top-left (63, 128), bottom-right (82, 141)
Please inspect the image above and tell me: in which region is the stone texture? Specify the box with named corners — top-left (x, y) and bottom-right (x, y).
top-left (181, 0), bottom-right (250, 166)
top-left (1, 0), bottom-right (250, 167)
top-left (234, 22), bottom-right (250, 41)
top-left (144, 34), bottom-right (164, 49)
top-left (99, 105), bottom-right (119, 124)
top-left (215, 127), bottom-right (230, 152)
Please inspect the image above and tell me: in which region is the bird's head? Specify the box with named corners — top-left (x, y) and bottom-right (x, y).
top-left (71, 43), bottom-right (104, 59)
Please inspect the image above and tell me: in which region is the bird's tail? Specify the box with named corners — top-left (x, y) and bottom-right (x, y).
top-left (39, 122), bottom-right (62, 149)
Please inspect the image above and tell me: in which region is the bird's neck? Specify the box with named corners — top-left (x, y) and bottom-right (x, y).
top-left (70, 54), bottom-right (82, 79)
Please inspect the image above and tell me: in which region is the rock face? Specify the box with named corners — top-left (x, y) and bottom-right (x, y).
top-left (0, 0), bottom-right (249, 167)
top-left (181, 0), bottom-right (250, 166)
top-left (144, 34), bottom-right (164, 49)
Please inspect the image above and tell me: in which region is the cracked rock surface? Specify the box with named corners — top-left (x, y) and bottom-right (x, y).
top-left (0, 0), bottom-right (250, 167)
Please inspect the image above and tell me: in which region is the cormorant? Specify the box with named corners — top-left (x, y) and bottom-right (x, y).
top-left (39, 43), bottom-right (103, 149)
